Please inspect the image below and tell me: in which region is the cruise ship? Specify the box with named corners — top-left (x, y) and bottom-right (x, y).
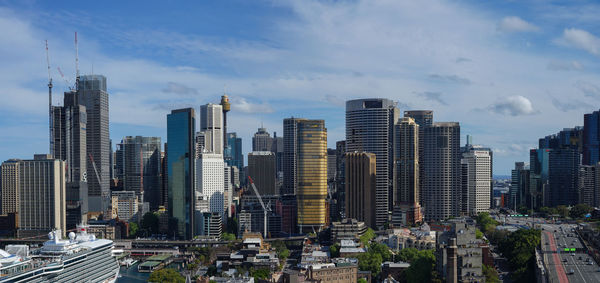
top-left (0, 227), bottom-right (119, 282)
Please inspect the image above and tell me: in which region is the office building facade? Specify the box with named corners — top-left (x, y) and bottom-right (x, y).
top-left (248, 151), bottom-right (277, 196)
top-left (423, 122), bottom-right (461, 221)
top-left (1, 159), bottom-right (20, 215)
top-left (196, 153), bottom-right (225, 220)
top-left (393, 117), bottom-right (422, 225)
top-left (345, 152), bottom-right (377, 228)
top-left (283, 118), bottom-right (306, 195)
top-left (461, 148), bottom-right (492, 215)
top-left (225, 132), bottom-right (243, 170)
top-left (346, 98), bottom-right (398, 228)
top-left (253, 127), bottom-right (273, 152)
top-left (167, 108), bottom-right (196, 239)
top-left (200, 103), bottom-right (224, 154)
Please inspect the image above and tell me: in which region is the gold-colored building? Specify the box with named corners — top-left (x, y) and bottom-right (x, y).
top-left (345, 152), bottom-right (377, 229)
top-left (296, 119), bottom-right (328, 232)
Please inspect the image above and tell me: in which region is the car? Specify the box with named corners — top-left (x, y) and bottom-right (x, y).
top-left (579, 256), bottom-right (583, 260)
top-left (563, 259), bottom-right (568, 262)
top-left (589, 262), bottom-right (594, 265)
top-left (545, 242), bottom-right (549, 245)
top-left (571, 253), bottom-right (576, 256)
top-left (568, 269), bottom-right (575, 275)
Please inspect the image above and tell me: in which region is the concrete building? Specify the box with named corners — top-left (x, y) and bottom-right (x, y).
top-left (1, 159), bottom-right (20, 215)
top-left (345, 152), bottom-right (376, 229)
top-left (167, 108), bottom-right (196, 239)
top-left (74, 75), bottom-right (110, 213)
top-left (510, 162), bottom-right (530, 211)
top-left (200, 103), bottom-right (224, 154)
top-left (196, 153), bottom-right (225, 220)
top-left (17, 155), bottom-right (66, 238)
top-left (297, 119), bottom-right (328, 232)
top-left (583, 110), bottom-right (600, 165)
top-left (403, 110), bottom-right (433, 209)
top-left (198, 211), bottom-right (222, 238)
top-left (393, 117), bottom-right (422, 225)
top-left (547, 148), bottom-right (580, 207)
top-left (346, 99), bottom-right (399, 228)
top-left (115, 136), bottom-right (162, 210)
top-left (335, 140), bottom-right (346, 221)
top-left (436, 221), bottom-right (484, 283)
top-left (238, 210), bottom-right (252, 237)
top-left (272, 132), bottom-right (284, 177)
top-left (111, 191), bottom-right (139, 222)
top-left (283, 118), bottom-right (306, 195)
top-left (461, 144), bottom-right (492, 215)
top-left (578, 164), bottom-right (600, 208)
top-left (252, 127), bottom-right (273, 152)
top-left (330, 218), bottom-right (367, 242)
top-left (248, 151), bottom-right (277, 196)
top-left (423, 122), bottom-right (461, 221)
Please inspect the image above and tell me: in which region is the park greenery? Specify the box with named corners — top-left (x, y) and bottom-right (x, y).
top-left (397, 248), bottom-right (440, 283)
top-left (359, 228), bottom-right (376, 245)
top-left (221, 232), bottom-right (236, 241)
top-left (148, 268), bottom-right (185, 283)
top-left (271, 240), bottom-right (290, 261)
top-left (497, 228), bottom-right (541, 282)
top-left (483, 264), bottom-right (500, 283)
top-left (356, 242), bottom-right (392, 278)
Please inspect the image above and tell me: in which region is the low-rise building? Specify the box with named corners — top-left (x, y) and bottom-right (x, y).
top-left (436, 220), bottom-right (485, 283)
top-left (331, 218), bottom-right (367, 242)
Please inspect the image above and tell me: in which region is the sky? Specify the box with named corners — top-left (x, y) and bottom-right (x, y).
top-left (0, 0), bottom-right (599, 175)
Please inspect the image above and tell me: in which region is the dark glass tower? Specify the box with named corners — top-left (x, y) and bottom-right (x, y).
top-left (167, 108), bottom-right (196, 239)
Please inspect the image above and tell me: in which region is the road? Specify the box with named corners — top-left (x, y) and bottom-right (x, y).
top-left (539, 222), bottom-right (600, 283)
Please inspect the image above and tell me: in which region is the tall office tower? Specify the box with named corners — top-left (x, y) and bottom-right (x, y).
top-left (547, 148), bottom-right (579, 207)
top-left (161, 146), bottom-right (168, 208)
top-left (195, 131), bottom-right (207, 157)
top-left (346, 99), bottom-right (398, 228)
top-left (231, 166), bottom-right (240, 188)
top-left (224, 165), bottom-right (233, 219)
top-left (225, 132), bottom-right (243, 170)
top-left (200, 103), bottom-right (224, 154)
top-left (583, 110), bottom-right (600, 165)
top-left (529, 149), bottom-right (549, 210)
top-left (461, 147), bottom-right (492, 215)
top-left (578, 164), bottom-right (600, 208)
top-left (167, 108), bottom-right (196, 239)
top-left (56, 91), bottom-right (88, 230)
top-left (195, 153), bottom-right (225, 222)
top-left (345, 152), bottom-right (377, 228)
top-left (297, 119), bottom-right (328, 232)
top-left (403, 110), bottom-right (433, 207)
top-left (74, 75), bottom-right (110, 213)
top-left (393, 117), bottom-right (422, 225)
top-left (327, 149), bottom-right (337, 182)
top-left (423, 122), bottom-right (461, 221)
top-left (115, 136), bottom-right (162, 210)
top-left (283, 118), bottom-right (306, 195)
top-left (272, 132), bottom-right (284, 174)
top-left (1, 159), bottom-right (20, 215)
top-left (253, 127), bottom-right (273, 152)
top-left (327, 148), bottom-right (338, 222)
top-left (248, 151), bottom-right (277, 196)
top-left (510, 162), bottom-right (530, 211)
top-left (18, 155), bottom-right (66, 238)
top-left (335, 140), bottom-right (346, 220)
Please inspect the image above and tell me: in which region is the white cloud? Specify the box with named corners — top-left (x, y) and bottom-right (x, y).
top-left (498, 16), bottom-right (540, 33)
top-left (575, 80), bottom-right (600, 99)
top-left (546, 60), bottom-right (583, 71)
top-left (559, 28), bottom-right (600, 55)
top-left (488, 96), bottom-right (537, 116)
top-left (231, 97), bottom-right (274, 114)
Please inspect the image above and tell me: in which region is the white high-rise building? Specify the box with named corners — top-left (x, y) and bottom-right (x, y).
top-left (195, 153), bottom-right (225, 220)
top-left (461, 146), bottom-right (492, 215)
top-left (200, 104), bottom-right (224, 154)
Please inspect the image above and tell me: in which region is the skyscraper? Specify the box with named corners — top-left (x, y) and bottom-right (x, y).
top-left (423, 122), bottom-right (461, 221)
top-left (335, 140), bottom-right (346, 220)
top-left (167, 108), bottom-right (196, 239)
top-left (346, 99), bottom-right (398, 228)
top-left (297, 119), bottom-right (328, 232)
top-left (583, 110), bottom-right (600, 165)
top-left (283, 118), bottom-right (306, 195)
top-left (195, 153), bottom-right (225, 222)
top-left (18, 155), bottom-right (66, 238)
top-left (403, 110), bottom-right (433, 207)
top-left (578, 164), bottom-right (599, 208)
top-left (225, 132), bottom-right (243, 170)
top-left (200, 103), bottom-right (224, 154)
top-left (547, 148), bottom-right (579, 207)
top-left (461, 146), bottom-right (492, 215)
top-left (253, 127), bottom-right (273, 152)
top-left (529, 148), bottom-right (549, 210)
top-left (393, 117), bottom-right (422, 225)
top-left (345, 152), bottom-right (376, 228)
top-left (248, 151), bottom-right (277, 196)
top-left (510, 162), bottom-right (530, 211)
top-left (76, 75), bottom-right (110, 213)
top-left (1, 159), bottom-right (20, 215)
top-left (115, 136), bottom-right (162, 210)
top-left (272, 132), bottom-right (284, 175)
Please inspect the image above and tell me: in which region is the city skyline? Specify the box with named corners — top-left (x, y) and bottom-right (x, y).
top-left (1, 1), bottom-right (600, 175)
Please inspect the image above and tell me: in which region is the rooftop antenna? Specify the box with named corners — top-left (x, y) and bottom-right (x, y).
top-left (46, 40), bottom-right (54, 155)
top-left (75, 32), bottom-right (80, 91)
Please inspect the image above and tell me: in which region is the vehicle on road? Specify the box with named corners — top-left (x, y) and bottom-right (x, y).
top-left (568, 269), bottom-right (575, 275)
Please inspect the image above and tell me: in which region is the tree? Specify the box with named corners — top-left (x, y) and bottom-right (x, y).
top-left (482, 264), bottom-right (500, 283)
top-left (206, 265), bottom-right (218, 276)
top-left (405, 250), bottom-right (437, 283)
top-left (222, 232), bottom-right (236, 241)
top-left (358, 278), bottom-right (368, 283)
top-left (148, 268), bottom-right (185, 283)
top-left (476, 212), bottom-right (499, 234)
top-left (250, 268), bottom-right (270, 280)
top-left (570, 204), bottom-right (592, 219)
top-left (360, 228), bottom-right (376, 245)
top-left (498, 229), bottom-right (540, 281)
top-left (128, 222), bottom-right (138, 238)
top-left (330, 243), bottom-right (340, 258)
top-left (369, 242), bottom-right (392, 262)
top-left (357, 252), bottom-right (383, 277)
top-left (475, 228), bottom-right (483, 239)
top-left (557, 205), bottom-right (569, 218)
top-left (397, 247), bottom-right (419, 263)
top-left (141, 212), bottom-right (159, 235)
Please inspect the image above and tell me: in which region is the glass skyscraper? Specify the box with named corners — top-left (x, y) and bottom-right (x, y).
top-left (167, 108), bottom-right (196, 239)
top-left (225, 132), bottom-right (243, 170)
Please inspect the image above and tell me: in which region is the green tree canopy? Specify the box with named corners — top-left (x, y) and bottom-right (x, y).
top-left (357, 252), bottom-right (383, 277)
top-left (405, 250), bottom-right (437, 283)
top-left (483, 264), bottom-right (500, 283)
top-left (140, 212), bottom-right (159, 235)
top-left (397, 247), bottom-right (419, 263)
top-left (360, 228), bottom-right (376, 245)
top-left (329, 243), bottom-right (340, 258)
top-left (128, 222), bottom-right (138, 238)
top-left (498, 229), bottom-right (540, 281)
top-left (250, 268), bottom-right (270, 280)
top-left (222, 232), bottom-right (236, 241)
top-left (557, 205), bottom-right (569, 218)
top-left (570, 204), bottom-right (592, 219)
top-left (358, 278), bottom-right (368, 283)
top-left (148, 268), bottom-right (185, 283)
top-left (476, 212), bottom-right (499, 234)
top-left (369, 242), bottom-right (392, 262)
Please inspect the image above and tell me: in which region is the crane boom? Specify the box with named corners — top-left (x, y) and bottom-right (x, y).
top-left (248, 176), bottom-right (270, 237)
top-left (46, 40), bottom-right (53, 155)
top-left (88, 153), bottom-right (102, 186)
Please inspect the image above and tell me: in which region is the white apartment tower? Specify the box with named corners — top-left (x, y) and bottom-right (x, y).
top-left (199, 104), bottom-right (224, 155)
top-left (195, 153), bottom-right (225, 220)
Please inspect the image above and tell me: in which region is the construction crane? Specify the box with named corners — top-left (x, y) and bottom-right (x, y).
top-left (247, 176), bottom-right (271, 238)
top-left (88, 153), bottom-right (102, 187)
top-left (75, 32), bottom-right (80, 90)
top-left (46, 40), bottom-right (53, 155)
top-left (57, 67), bottom-right (73, 90)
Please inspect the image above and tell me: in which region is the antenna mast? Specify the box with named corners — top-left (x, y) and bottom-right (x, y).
top-left (75, 32), bottom-right (80, 90)
top-left (46, 40), bottom-right (54, 155)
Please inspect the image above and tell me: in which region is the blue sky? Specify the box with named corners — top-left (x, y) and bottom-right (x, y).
top-left (1, 0), bottom-right (600, 175)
